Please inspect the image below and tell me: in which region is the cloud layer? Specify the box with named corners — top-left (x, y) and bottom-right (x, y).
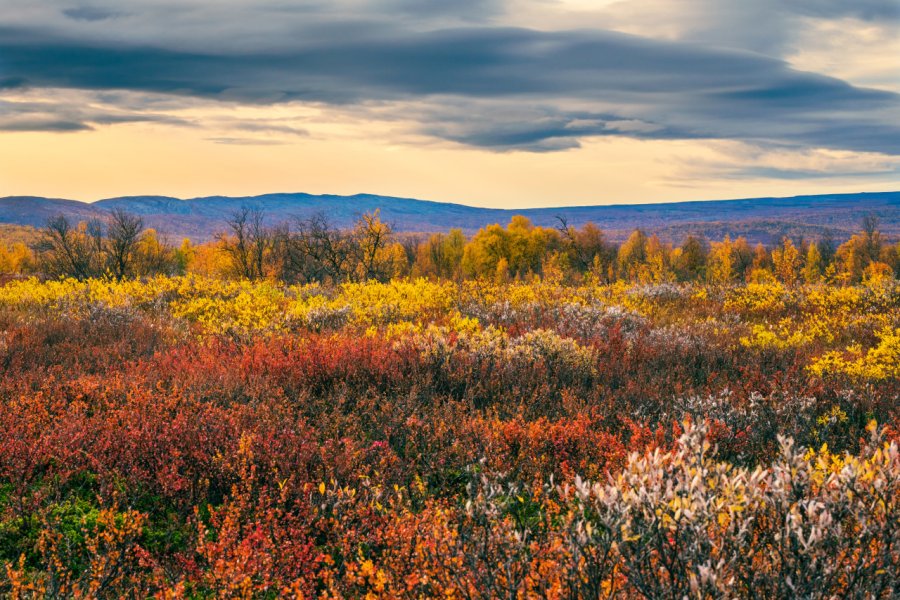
top-left (1, 0), bottom-right (898, 196)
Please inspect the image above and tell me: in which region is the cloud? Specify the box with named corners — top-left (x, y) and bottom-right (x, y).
top-left (581, 0), bottom-right (898, 56)
top-left (736, 166), bottom-right (900, 181)
top-left (0, 77), bottom-right (28, 89)
top-left (666, 142), bottom-right (900, 183)
top-left (411, 102), bottom-right (684, 151)
top-left (226, 121), bottom-right (309, 137)
top-left (381, 0), bottom-right (503, 22)
top-left (62, 6), bottom-right (125, 22)
top-left (0, 1), bottom-right (898, 156)
top-left (0, 95), bottom-right (194, 132)
top-left (787, 0), bottom-right (899, 21)
top-left (0, 118), bottom-right (92, 132)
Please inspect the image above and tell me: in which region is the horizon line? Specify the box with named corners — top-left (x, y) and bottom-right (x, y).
top-left (3, 189), bottom-right (899, 213)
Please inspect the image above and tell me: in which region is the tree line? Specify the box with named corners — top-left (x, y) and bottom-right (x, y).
top-left (5, 208), bottom-right (898, 285)
top-left (26, 210), bottom-right (187, 279)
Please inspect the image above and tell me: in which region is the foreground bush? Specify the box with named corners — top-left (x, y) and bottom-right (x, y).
top-left (0, 276), bottom-right (897, 597)
top-left (4, 424), bottom-right (898, 597)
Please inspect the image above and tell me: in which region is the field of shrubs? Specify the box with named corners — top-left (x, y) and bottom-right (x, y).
top-left (0, 272), bottom-right (898, 597)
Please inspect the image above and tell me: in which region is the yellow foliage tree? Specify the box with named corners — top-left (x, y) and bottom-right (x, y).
top-left (771, 237), bottom-right (801, 286)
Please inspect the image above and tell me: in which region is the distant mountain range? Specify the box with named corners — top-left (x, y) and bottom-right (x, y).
top-left (1, 191), bottom-right (898, 245)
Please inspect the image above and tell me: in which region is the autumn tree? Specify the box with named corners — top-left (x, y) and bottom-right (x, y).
top-left (862, 214), bottom-right (883, 263)
top-left (556, 219), bottom-right (614, 281)
top-left (353, 210), bottom-right (394, 282)
top-left (803, 243), bottom-right (823, 283)
top-left (174, 238), bottom-right (195, 274)
top-left (461, 217), bottom-right (558, 279)
top-left (463, 224), bottom-right (509, 278)
top-left (816, 231), bottom-right (836, 269)
top-left (835, 216), bottom-right (885, 283)
top-left (772, 237), bottom-right (802, 286)
top-left (888, 241), bottom-right (900, 277)
top-left (617, 229), bottom-right (648, 281)
top-left (441, 229), bottom-right (466, 278)
top-left (507, 216), bottom-right (558, 276)
top-left (645, 234), bottom-right (674, 283)
top-left (707, 235), bottom-right (734, 284)
top-left (185, 242), bottom-right (231, 277)
top-left (673, 235), bottom-right (707, 282)
top-left (135, 229), bottom-right (180, 275)
top-left (384, 242), bottom-right (411, 279)
top-left (0, 242), bottom-right (33, 274)
top-left (415, 229), bottom-right (465, 279)
top-left (731, 236), bottom-right (754, 281)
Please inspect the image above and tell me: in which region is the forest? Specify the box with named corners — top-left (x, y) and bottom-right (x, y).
top-left (0, 210), bottom-right (898, 597)
top-left (1, 208), bottom-right (898, 287)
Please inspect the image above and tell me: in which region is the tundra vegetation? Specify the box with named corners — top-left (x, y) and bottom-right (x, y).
top-left (0, 211), bottom-right (897, 597)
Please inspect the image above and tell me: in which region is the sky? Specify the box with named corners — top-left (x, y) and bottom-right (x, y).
top-left (1, 0), bottom-right (899, 207)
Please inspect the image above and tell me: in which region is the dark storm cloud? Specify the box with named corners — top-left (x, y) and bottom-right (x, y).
top-left (0, 25), bottom-right (889, 100)
top-left (0, 77), bottom-right (28, 89)
top-left (1, 9), bottom-right (899, 154)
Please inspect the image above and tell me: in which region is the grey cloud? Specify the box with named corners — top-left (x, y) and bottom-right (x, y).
top-left (0, 118), bottom-right (93, 132)
top-left (0, 77), bottom-right (28, 89)
top-left (665, 143), bottom-right (900, 183)
top-left (383, 0), bottom-right (503, 21)
top-left (229, 122), bottom-right (309, 137)
top-left (1, 11), bottom-right (899, 155)
top-left (416, 104), bottom-right (682, 151)
top-left (737, 166), bottom-right (900, 180)
top-left (1, 25), bottom-right (890, 99)
top-left (610, 0), bottom-right (899, 57)
top-left (62, 6), bottom-right (125, 22)
top-left (787, 0), bottom-right (899, 21)
top-left (0, 96), bottom-right (194, 131)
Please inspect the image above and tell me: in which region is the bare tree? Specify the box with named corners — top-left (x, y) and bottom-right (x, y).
top-left (399, 233), bottom-right (422, 267)
top-left (86, 218), bottom-right (106, 276)
top-left (35, 215), bottom-right (98, 279)
top-left (277, 211), bottom-right (396, 284)
top-left (219, 207), bottom-right (272, 279)
top-left (287, 212), bottom-right (354, 283)
top-left (106, 209), bottom-right (144, 279)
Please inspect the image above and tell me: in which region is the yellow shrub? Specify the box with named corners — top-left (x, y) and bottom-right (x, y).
top-left (808, 328), bottom-right (900, 380)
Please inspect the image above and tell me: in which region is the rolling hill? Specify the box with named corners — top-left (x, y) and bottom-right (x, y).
top-left (1, 191), bottom-right (898, 245)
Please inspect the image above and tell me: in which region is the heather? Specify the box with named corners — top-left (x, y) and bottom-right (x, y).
top-left (0, 274), bottom-right (897, 597)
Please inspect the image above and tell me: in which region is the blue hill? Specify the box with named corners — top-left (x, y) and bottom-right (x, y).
top-left (1, 190), bottom-right (897, 244)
